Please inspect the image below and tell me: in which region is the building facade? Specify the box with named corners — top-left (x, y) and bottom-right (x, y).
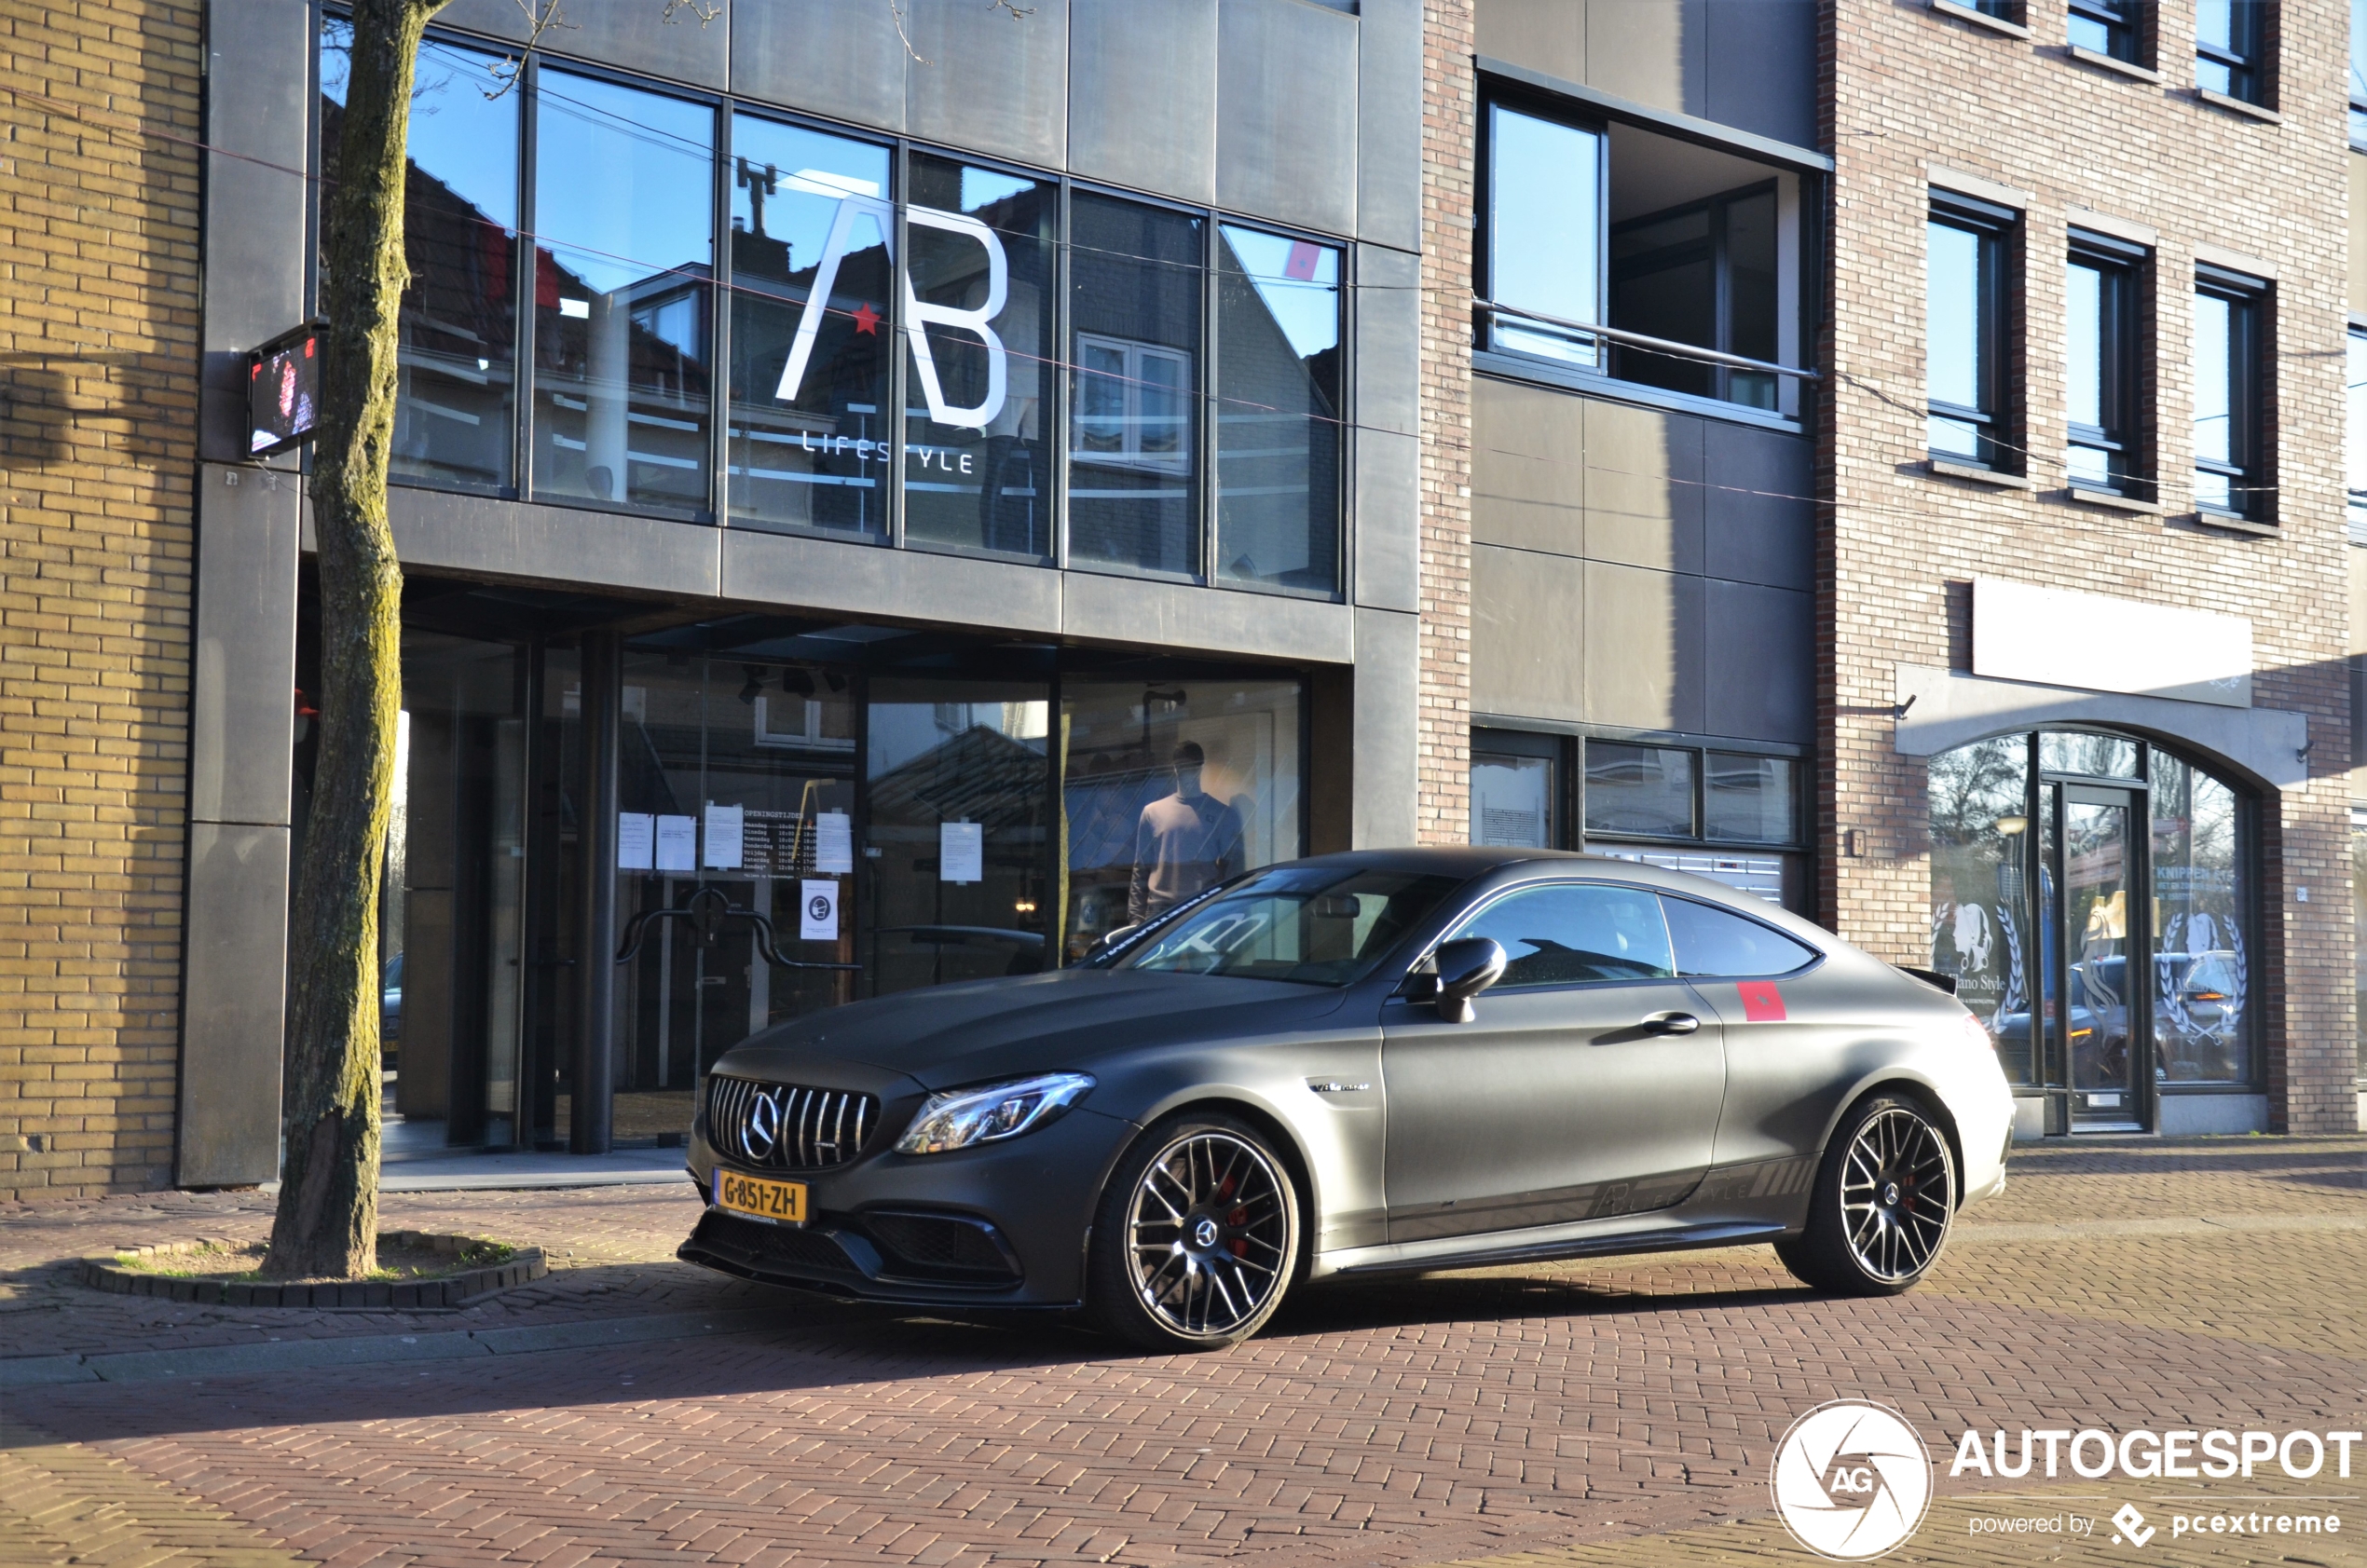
top-left (0, 0), bottom-right (2357, 1201)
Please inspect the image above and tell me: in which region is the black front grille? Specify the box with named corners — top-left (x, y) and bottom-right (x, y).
top-left (706, 1076), bottom-right (878, 1170)
top-left (866, 1211), bottom-right (1021, 1280)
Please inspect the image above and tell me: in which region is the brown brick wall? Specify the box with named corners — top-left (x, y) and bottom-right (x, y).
top-left (0, 2), bottom-right (201, 1194)
top-left (1419, 0), bottom-right (1476, 845)
top-left (1822, 0), bottom-right (2355, 1131)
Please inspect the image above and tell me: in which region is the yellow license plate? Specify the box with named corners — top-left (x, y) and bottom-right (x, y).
top-left (714, 1168), bottom-right (807, 1224)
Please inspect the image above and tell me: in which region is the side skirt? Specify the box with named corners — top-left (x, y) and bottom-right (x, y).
top-left (1309, 1218), bottom-right (1790, 1280)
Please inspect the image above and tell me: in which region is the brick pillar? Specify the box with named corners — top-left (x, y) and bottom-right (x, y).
top-left (1417, 0), bottom-right (1475, 846)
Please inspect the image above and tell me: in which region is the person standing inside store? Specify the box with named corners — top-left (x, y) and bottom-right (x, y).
top-left (1129, 741), bottom-right (1245, 924)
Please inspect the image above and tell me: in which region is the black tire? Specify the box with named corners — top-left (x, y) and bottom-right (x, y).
top-left (1775, 1093), bottom-right (1956, 1296)
top-left (1088, 1112), bottom-right (1301, 1352)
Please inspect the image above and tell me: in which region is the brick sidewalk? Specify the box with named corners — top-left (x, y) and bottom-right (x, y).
top-left (0, 1136), bottom-right (2360, 1567)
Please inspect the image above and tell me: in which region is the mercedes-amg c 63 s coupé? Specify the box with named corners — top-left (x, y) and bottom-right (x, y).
top-left (680, 848), bottom-right (2014, 1351)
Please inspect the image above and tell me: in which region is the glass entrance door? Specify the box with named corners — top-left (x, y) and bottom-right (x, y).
top-left (2051, 784), bottom-right (2148, 1131)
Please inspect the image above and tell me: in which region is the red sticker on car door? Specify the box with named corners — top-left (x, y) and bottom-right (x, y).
top-left (1736, 980), bottom-right (1786, 1021)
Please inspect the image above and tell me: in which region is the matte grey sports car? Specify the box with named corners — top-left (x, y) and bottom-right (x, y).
top-left (680, 849), bottom-right (2014, 1351)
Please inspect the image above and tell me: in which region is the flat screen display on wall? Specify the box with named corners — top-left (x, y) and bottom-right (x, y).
top-left (247, 324), bottom-right (321, 456)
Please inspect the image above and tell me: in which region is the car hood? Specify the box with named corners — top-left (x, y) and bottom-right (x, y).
top-left (711, 966), bottom-right (1356, 1092)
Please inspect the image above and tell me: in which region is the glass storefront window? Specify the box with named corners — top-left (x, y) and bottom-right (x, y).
top-left (1214, 225), bottom-right (1343, 593)
top-left (1060, 677), bottom-right (1303, 961)
top-left (903, 157), bottom-right (1055, 556)
top-left (1069, 194), bottom-right (1204, 575)
top-left (321, 22), bottom-right (518, 489)
top-left (725, 117), bottom-right (893, 537)
top-left (1703, 752), bottom-right (1796, 843)
top-left (2040, 731), bottom-right (2141, 779)
top-left (1471, 751), bottom-right (1554, 847)
top-left (2149, 753), bottom-right (2248, 1084)
top-left (531, 72), bottom-right (715, 512)
top-left (1584, 742), bottom-right (1694, 838)
top-left (1928, 737), bottom-right (2035, 1084)
top-left (864, 680), bottom-right (1052, 990)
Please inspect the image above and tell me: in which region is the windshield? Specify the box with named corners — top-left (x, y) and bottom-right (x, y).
top-left (1114, 866), bottom-right (1464, 987)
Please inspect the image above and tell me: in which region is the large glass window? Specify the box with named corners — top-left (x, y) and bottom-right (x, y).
top-left (2066, 234), bottom-right (2141, 495)
top-left (1927, 198), bottom-right (2008, 469)
top-left (724, 117), bottom-right (893, 538)
top-left (1485, 103), bottom-right (1602, 368)
top-left (2347, 328), bottom-right (2367, 537)
top-left (2068, 0), bottom-right (2138, 61)
top-left (321, 22), bottom-right (519, 490)
top-left (1471, 749), bottom-right (1555, 848)
top-left (903, 156), bottom-right (1056, 557)
top-left (1060, 676), bottom-right (1302, 961)
top-left (2149, 753), bottom-right (2248, 1084)
top-left (1609, 184), bottom-right (1779, 409)
top-left (1703, 752), bottom-right (1798, 844)
top-left (1928, 737), bottom-right (2035, 1084)
top-left (1584, 742), bottom-right (1695, 839)
top-left (2193, 271), bottom-right (2265, 521)
top-left (1214, 225), bottom-right (1343, 594)
top-left (1069, 194), bottom-right (1203, 575)
top-left (530, 72), bottom-right (715, 512)
top-left (2195, 0), bottom-right (2265, 103)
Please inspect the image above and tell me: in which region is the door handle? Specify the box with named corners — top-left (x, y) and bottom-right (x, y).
top-left (1642, 1011), bottom-right (1701, 1035)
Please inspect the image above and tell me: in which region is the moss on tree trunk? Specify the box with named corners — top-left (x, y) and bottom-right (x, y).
top-left (266, 0), bottom-right (448, 1281)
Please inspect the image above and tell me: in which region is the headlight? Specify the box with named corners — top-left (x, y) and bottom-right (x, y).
top-left (893, 1072), bottom-right (1095, 1155)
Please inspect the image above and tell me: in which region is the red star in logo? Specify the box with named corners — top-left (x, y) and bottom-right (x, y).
top-left (851, 302), bottom-right (880, 335)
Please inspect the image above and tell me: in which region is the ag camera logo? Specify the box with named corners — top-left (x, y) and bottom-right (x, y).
top-left (1772, 1400), bottom-right (1935, 1560)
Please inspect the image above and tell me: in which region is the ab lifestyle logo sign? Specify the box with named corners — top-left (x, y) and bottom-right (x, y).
top-left (773, 178), bottom-right (1010, 434)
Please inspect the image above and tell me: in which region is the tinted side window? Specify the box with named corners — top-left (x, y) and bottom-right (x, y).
top-left (1451, 883), bottom-right (1675, 987)
top-left (1661, 895), bottom-right (1818, 977)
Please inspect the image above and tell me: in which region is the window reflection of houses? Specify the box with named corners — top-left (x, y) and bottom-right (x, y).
top-left (534, 249), bottom-right (714, 511)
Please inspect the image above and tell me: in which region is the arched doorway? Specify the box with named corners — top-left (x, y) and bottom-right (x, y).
top-left (1928, 729), bottom-right (2254, 1136)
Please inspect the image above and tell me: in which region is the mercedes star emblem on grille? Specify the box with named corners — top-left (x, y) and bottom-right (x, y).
top-left (744, 1087), bottom-right (783, 1159)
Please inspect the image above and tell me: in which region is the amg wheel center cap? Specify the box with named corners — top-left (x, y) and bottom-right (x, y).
top-left (1192, 1217), bottom-right (1221, 1248)
top-left (1881, 1180), bottom-right (1901, 1207)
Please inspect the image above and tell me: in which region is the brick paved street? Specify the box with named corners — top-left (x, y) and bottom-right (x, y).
top-left (2, 1137), bottom-right (2360, 1567)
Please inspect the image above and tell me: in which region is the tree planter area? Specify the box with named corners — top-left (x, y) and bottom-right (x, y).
top-left (78, 1232), bottom-right (546, 1310)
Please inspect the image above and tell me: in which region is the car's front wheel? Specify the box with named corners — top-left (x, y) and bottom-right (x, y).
top-left (1088, 1113), bottom-right (1301, 1352)
top-left (1775, 1093), bottom-right (1956, 1295)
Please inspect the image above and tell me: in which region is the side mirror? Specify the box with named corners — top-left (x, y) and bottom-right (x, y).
top-left (1430, 937), bottom-right (1507, 1024)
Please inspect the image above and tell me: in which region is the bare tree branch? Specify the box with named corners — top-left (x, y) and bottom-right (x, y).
top-left (484, 0), bottom-right (576, 101)
top-left (661, 0), bottom-right (723, 21)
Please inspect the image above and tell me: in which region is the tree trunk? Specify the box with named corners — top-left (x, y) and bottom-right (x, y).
top-left (266, 0), bottom-right (447, 1280)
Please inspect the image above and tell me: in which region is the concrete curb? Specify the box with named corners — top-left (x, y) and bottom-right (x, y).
top-left (0, 1306), bottom-right (787, 1388)
top-left (76, 1231), bottom-right (547, 1310)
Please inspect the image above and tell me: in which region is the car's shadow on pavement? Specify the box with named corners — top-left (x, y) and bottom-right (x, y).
top-left (1266, 1270), bottom-right (1817, 1336)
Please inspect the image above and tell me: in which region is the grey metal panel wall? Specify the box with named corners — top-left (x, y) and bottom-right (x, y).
top-left (1215, 0), bottom-right (1359, 237)
top-left (1472, 544), bottom-right (1586, 722)
top-left (1354, 244), bottom-right (1421, 611)
top-left (1586, 559), bottom-right (1703, 733)
top-left (176, 823), bottom-right (289, 1185)
top-left (1703, 579), bottom-right (1813, 743)
top-left (1471, 375), bottom-right (1583, 553)
top-left (1703, 0), bottom-right (1815, 147)
top-left (1477, 0), bottom-right (1584, 84)
top-left (199, 0), bottom-right (310, 465)
top-left (1356, 0), bottom-right (1423, 252)
top-left (721, 528), bottom-right (1063, 639)
top-left (1584, 400), bottom-right (1703, 576)
top-left (190, 470), bottom-right (300, 826)
top-left (1065, 574), bottom-right (1355, 664)
top-left (904, 0), bottom-right (1070, 169)
top-left (730, 0), bottom-right (906, 131)
top-left (388, 487), bottom-right (724, 601)
top-left (1069, 0), bottom-right (1216, 203)
top-left (1583, 0), bottom-right (1703, 119)
top-left (1351, 608), bottom-right (1420, 847)
top-left (438, 0), bottom-right (732, 87)
top-left (1703, 420), bottom-right (1812, 593)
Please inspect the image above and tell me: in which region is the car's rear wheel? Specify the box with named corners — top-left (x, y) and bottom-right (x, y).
top-left (1775, 1093), bottom-right (1956, 1296)
top-left (1088, 1113), bottom-right (1300, 1352)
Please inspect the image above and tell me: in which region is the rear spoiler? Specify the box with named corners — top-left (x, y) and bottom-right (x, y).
top-left (1895, 964), bottom-right (1959, 996)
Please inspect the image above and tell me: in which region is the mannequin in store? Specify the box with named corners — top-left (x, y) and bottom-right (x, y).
top-left (1129, 741), bottom-right (1245, 924)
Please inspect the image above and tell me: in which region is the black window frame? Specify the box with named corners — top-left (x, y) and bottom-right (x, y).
top-left (2064, 230), bottom-right (2144, 498)
top-left (2068, 0), bottom-right (2138, 62)
top-left (1925, 192), bottom-right (2015, 472)
top-left (2192, 266), bottom-right (2267, 525)
top-left (1476, 90), bottom-right (1609, 371)
top-left (2196, 0), bottom-right (2266, 105)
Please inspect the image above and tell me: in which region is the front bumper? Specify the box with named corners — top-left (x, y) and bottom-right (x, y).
top-left (679, 1103), bottom-right (1137, 1307)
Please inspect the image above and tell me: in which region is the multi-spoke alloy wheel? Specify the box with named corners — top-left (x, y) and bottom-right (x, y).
top-left (1089, 1115), bottom-right (1300, 1350)
top-left (1776, 1094), bottom-right (1956, 1297)
top-left (1840, 1106), bottom-right (1952, 1283)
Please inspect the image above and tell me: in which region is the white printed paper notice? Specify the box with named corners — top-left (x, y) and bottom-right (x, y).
top-left (655, 814), bottom-right (697, 872)
top-left (940, 820), bottom-right (983, 883)
top-left (814, 810), bottom-right (855, 874)
top-left (800, 879), bottom-right (840, 942)
top-left (704, 802), bottom-right (745, 870)
top-left (617, 812), bottom-right (655, 871)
